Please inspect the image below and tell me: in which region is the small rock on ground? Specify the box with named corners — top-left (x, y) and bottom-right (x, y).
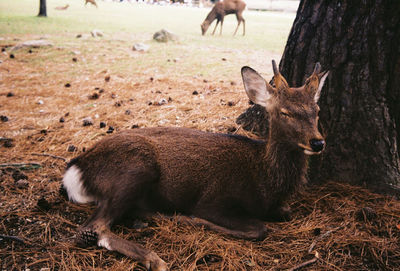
top-left (153, 29), bottom-right (178, 43)
top-left (91, 29), bottom-right (104, 37)
top-left (67, 145), bottom-right (77, 152)
top-left (82, 117), bottom-right (94, 126)
top-left (15, 179), bottom-right (29, 189)
top-left (11, 40), bottom-right (54, 51)
top-left (132, 43), bottom-right (149, 52)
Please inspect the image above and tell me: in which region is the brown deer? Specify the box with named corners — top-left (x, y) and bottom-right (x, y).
top-left (62, 60), bottom-right (329, 270)
top-left (85, 0), bottom-right (98, 8)
top-left (201, 0), bottom-right (246, 36)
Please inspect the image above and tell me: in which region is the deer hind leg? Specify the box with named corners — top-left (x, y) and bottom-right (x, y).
top-left (98, 228), bottom-right (167, 271)
top-left (233, 20), bottom-right (241, 36)
top-left (74, 170), bottom-right (167, 270)
top-left (234, 14), bottom-right (245, 36)
top-left (76, 210), bottom-right (167, 271)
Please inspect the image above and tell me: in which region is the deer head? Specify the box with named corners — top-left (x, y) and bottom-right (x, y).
top-left (241, 60), bottom-right (329, 155)
top-left (201, 21), bottom-right (210, 36)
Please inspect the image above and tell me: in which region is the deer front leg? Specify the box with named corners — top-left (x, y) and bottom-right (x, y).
top-left (177, 215), bottom-right (268, 240)
top-left (211, 19), bottom-right (220, 35)
top-left (233, 20), bottom-right (241, 36)
top-left (219, 17), bottom-right (224, 35)
top-left (267, 203), bottom-right (292, 221)
top-left (176, 210), bottom-right (268, 240)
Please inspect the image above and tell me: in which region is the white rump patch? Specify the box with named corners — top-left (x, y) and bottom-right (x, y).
top-left (62, 165), bottom-right (94, 204)
top-left (97, 236), bottom-right (112, 250)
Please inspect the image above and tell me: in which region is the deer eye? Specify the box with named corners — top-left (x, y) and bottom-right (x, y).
top-left (280, 109), bottom-right (291, 118)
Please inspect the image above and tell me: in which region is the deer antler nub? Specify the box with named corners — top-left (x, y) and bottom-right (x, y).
top-left (271, 59), bottom-right (289, 90)
top-left (272, 60), bottom-right (279, 76)
top-left (313, 62), bottom-right (321, 74)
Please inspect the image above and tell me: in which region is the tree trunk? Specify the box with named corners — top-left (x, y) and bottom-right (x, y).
top-left (237, 0), bottom-right (400, 194)
top-left (38, 0), bottom-right (47, 17)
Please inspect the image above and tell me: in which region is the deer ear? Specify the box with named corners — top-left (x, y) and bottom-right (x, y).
top-left (241, 66), bottom-right (275, 109)
top-left (314, 71), bottom-right (329, 103)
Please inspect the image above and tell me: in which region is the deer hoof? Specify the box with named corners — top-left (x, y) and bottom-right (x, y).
top-left (267, 204), bottom-right (292, 222)
top-left (75, 229), bottom-right (98, 247)
top-left (278, 205), bottom-right (292, 221)
top-left (144, 252), bottom-right (168, 271)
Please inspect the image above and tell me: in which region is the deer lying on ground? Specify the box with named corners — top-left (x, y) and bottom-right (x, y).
top-left (63, 60), bottom-right (329, 270)
top-left (201, 0), bottom-right (246, 36)
top-left (85, 0), bottom-right (98, 8)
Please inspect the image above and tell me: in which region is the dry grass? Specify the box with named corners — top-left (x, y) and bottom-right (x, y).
top-left (1, 35), bottom-right (400, 271)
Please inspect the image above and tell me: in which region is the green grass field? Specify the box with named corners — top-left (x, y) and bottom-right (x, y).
top-left (0, 0), bottom-right (294, 49)
top-left (0, 0), bottom-right (295, 79)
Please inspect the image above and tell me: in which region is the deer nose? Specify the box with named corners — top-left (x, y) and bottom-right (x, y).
top-left (309, 139), bottom-right (325, 152)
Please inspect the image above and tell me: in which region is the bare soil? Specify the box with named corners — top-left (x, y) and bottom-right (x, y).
top-left (1, 40), bottom-right (400, 271)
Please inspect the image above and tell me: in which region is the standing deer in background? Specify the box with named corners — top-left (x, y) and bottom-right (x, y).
top-left (62, 60), bottom-right (329, 270)
top-left (201, 0), bottom-right (246, 36)
top-left (85, 0), bottom-right (98, 7)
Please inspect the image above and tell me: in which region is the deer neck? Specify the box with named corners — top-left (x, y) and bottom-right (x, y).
top-left (261, 129), bottom-right (308, 198)
top-left (205, 10), bottom-right (217, 23)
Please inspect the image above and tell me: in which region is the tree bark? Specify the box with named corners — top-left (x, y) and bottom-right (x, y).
top-left (38, 0), bottom-right (47, 17)
top-left (237, 0), bottom-right (400, 194)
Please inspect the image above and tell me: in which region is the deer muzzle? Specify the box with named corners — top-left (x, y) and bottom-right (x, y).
top-left (309, 139), bottom-right (325, 152)
top-left (298, 138), bottom-right (325, 155)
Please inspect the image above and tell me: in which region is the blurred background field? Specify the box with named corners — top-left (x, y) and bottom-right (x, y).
top-left (0, 0), bottom-right (295, 78)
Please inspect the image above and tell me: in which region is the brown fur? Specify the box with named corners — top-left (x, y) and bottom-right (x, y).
top-left (201, 0), bottom-right (246, 36)
top-left (64, 61), bottom-right (328, 270)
